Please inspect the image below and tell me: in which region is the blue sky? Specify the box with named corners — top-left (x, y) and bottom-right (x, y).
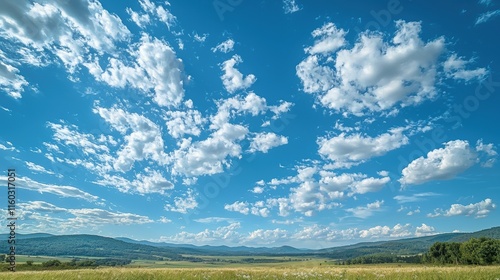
top-left (1, 0), bottom-right (499, 249)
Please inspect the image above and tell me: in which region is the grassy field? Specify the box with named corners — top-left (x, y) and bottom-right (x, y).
top-left (0, 265), bottom-right (499, 279)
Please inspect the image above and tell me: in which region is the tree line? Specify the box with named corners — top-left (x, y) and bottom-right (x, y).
top-left (422, 237), bottom-right (500, 265)
top-left (337, 237), bottom-right (500, 265)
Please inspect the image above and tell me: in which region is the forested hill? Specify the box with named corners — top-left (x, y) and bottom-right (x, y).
top-left (12, 234), bottom-right (183, 260)
top-left (1, 226), bottom-right (498, 259)
top-left (317, 226), bottom-right (500, 259)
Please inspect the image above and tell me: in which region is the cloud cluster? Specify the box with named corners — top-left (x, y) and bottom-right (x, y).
top-left (428, 198), bottom-right (496, 218)
top-left (297, 21), bottom-right (487, 116)
top-left (399, 140), bottom-right (496, 185)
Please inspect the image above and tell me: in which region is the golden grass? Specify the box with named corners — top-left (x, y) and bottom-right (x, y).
top-left (0, 265), bottom-right (499, 279)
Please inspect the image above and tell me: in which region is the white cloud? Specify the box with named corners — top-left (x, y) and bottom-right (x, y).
top-left (48, 122), bottom-right (109, 155)
top-left (476, 139), bottom-right (497, 156)
top-left (160, 222), bottom-right (242, 245)
top-left (407, 208), bottom-right (421, 216)
top-left (91, 34), bottom-right (185, 107)
top-left (224, 201), bottom-right (250, 215)
top-left (94, 106), bottom-right (167, 172)
top-left (479, 0), bottom-right (492, 6)
top-left (165, 107), bottom-right (205, 139)
top-left (18, 201), bottom-right (152, 233)
top-left (358, 224), bottom-right (413, 239)
top-left (428, 198), bottom-right (496, 218)
top-left (393, 192), bottom-right (440, 203)
top-left (351, 176), bottom-right (390, 195)
top-left (210, 92), bottom-right (268, 129)
top-left (318, 127), bottom-right (408, 168)
top-left (94, 168), bottom-right (173, 195)
top-left (171, 123), bottom-right (248, 177)
top-left (220, 55), bottom-right (256, 93)
top-left (4, 176), bottom-right (99, 202)
top-left (165, 189), bottom-right (198, 214)
top-left (249, 132), bottom-right (288, 153)
top-left (345, 200), bottom-right (384, 219)
top-left (0, 60), bottom-right (28, 99)
top-left (194, 217), bottom-right (237, 224)
top-left (443, 54), bottom-right (487, 81)
top-left (0, 142), bottom-right (18, 152)
top-left (126, 7), bottom-right (150, 28)
top-left (319, 172), bottom-right (389, 196)
top-left (297, 21), bottom-right (448, 116)
top-left (246, 228), bottom-right (288, 245)
top-left (415, 223), bottom-right (436, 237)
top-left (0, 0), bottom-right (130, 81)
top-left (25, 161), bottom-right (55, 175)
top-left (158, 216), bottom-right (172, 223)
top-left (224, 201), bottom-right (269, 217)
top-left (296, 55), bottom-right (335, 93)
top-left (212, 39), bottom-right (235, 53)
top-left (138, 0), bottom-right (176, 29)
top-left (399, 140), bottom-right (495, 185)
top-left (475, 9), bottom-right (500, 25)
top-left (283, 0), bottom-right (302, 14)
top-left (251, 186), bottom-right (264, 194)
top-left (305, 22), bottom-right (346, 54)
top-left (193, 33), bottom-right (208, 42)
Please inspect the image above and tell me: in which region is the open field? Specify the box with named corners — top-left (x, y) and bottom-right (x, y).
top-left (0, 265), bottom-right (499, 279)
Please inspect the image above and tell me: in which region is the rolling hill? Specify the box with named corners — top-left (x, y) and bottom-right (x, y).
top-left (2, 226), bottom-right (498, 260)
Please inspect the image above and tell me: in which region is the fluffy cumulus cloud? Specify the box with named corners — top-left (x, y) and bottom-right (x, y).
top-left (428, 198), bottom-right (496, 218)
top-left (399, 140), bottom-right (496, 186)
top-left (229, 165), bottom-right (390, 218)
top-left (94, 106), bottom-right (168, 172)
top-left (212, 38), bottom-right (235, 53)
top-left (415, 223), bottom-right (436, 237)
top-left (319, 171), bottom-right (390, 196)
top-left (165, 189), bottom-right (198, 214)
top-left (160, 222), bottom-right (242, 245)
top-left (345, 200), bottom-right (384, 219)
top-left (246, 228), bottom-right (288, 245)
top-left (297, 21), bottom-right (487, 116)
top-left (0, 0), bottom-right (130, 84)
top-left (164, 103), bottom-right (205, 139)
top-left (305, 22), bottom-right (346, 55)
top-left (249, 132), bottom-right (288, 153)
top-left (171, 123), bottom-right (248, 177)
top-left (88, 34), bottom-right (185, 107)
top-left (318, 127), bottom-right (408, 168)
top-left (224, 201), bottom-right (270, 217)
top-left (220, 55), bottom-right (256, 93)
top-left (359, 223), bottom-right (412, 239)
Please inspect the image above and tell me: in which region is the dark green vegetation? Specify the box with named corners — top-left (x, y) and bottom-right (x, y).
top-left (0, 258), bottom-right (131, 271)
top-left (422, 237), bottom-right (500, 265)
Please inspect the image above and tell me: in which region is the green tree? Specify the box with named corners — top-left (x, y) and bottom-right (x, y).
top-left (477, 238), bottom-right (500, 265)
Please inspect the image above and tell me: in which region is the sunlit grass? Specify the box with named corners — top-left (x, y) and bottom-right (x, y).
top-left (0, 265), bottom-right (499, 279)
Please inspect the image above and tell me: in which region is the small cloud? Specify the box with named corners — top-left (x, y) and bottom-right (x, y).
top-left (212, 39), bottom-right (235, 53)
top-left (283, 0), bottom-right (302, 14)
top-left (428, 198), bottom-right (496, 218)
top-left (475, 10), bottom-right (500, 25)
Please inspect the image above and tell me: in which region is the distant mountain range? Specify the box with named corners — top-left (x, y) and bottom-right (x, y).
top-left (1, 226), bottom-right (499, 260)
